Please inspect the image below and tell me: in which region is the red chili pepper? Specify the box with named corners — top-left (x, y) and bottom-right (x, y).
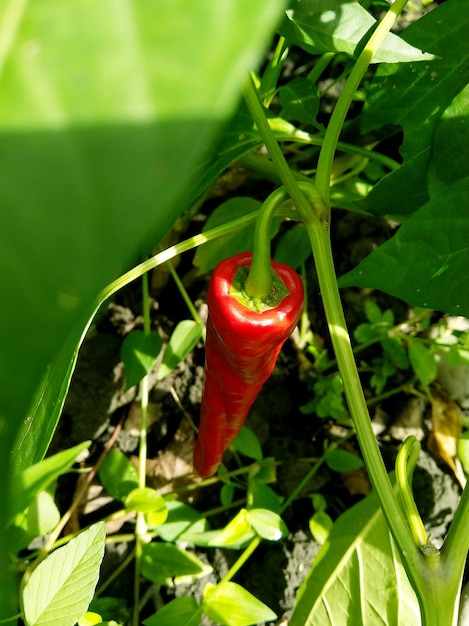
top-left (193, 251), bottom-right (304, 477)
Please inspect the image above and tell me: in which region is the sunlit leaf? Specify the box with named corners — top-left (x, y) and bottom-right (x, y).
top-left (157, 321), bottom-right (204, 381)
top-left (98, 448), bottom-right (139, 501)
top-left (124, 487), bottom-right (167, 518)
top-left (22, 523), bottom-right (105, 626)
top-left (9, 441), bottom-right (90, 523)
top-left (290, 494), bottom-right (420, 625)
top-left (407, 338), bottom-right (437, 387)
top-left (309, 511), bottom-right (333, 545)
top-left (208, 509), bottom-right (252, 547)
top-left (428, 389), bottom-right (466, 488)
top-left (143, 597), bottom-right (202, 626)
top-left (203, 581), bottom-right (277, 626)
top-left (249, 508), bottom-right (288, 541)
top-left (280, 0), bottom-right (434, 63)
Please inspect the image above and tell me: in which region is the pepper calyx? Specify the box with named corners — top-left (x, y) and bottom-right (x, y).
top-left (230, 264), bottom-right (290, 312)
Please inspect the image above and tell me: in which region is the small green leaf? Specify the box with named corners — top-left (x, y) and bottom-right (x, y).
top-left (231, 426), bottom-right (263, 461)
top-left (457, 432), bottom-right (469, 476)
top-left (309, 511), bottom-right (334, 545)
top-left (279, 77), bottom-right (320, 126)
top-left (364, 300), bottom-right (384, 325)
top-left (203, 581), bottom-right (277, 626)
top-left (22, 522), bottom-right (105, 626)
top-left (209, 509), bottom-right (252, 547)
top-left (143, 597), bottom-right (202, 626)
top-left (124, 488), bottom-right (167, 520)
top-left (121, 330), bottom-right (162, 389)
top-left (407, 338), bottom-right (437, 387)
top-left (156, 500), bottom-right (205, 542)
top-left (249, 480), bottom-right (283, 514)
top-left (27, 490), bottom-right (61, 538)
top-left (249, 509), bottom-right (288, 541)
top-left (220, 483), bottom-right (236, 508)
top-left (9, 441), bottom-right (90, 523)
top-left (325, 449), bottom-right (363, 473)
top-left (141, 543), bottom-right (210, 586)
top-left (157, 321), bottom-right (204, 381)
top-left (98, 448), bottom-right (139, 501)
top-left (78, 613), bottom-right (102, 626)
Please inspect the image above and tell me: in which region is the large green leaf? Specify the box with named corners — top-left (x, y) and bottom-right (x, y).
top-left (290, 492), bottom-right (421, 626)
top-left (22, 522), bottom-right (105, 626)
top-left (339, 179), bottom-right (469, 317)
top-left (360, 0), bottom-right (469, 217)
top-left (0, 0), bottom-right (288, 615)
top-left (280, 0), bottom-right (434, 64)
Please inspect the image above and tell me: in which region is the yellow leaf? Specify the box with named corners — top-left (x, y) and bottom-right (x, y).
top-left (428, 389), bottom-right (466, 488)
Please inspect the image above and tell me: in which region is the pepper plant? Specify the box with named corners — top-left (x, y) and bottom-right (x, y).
top-left (0, 0), bottom-right (468, 625)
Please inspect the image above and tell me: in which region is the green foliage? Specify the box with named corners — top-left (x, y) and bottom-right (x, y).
top-left (22, 523), bottom-right (105, 626)
top-left (290, 493), bottom-right (421, 626)
top-left (98, 448), bottom-right (139, 501)
top-left (157, 320), bottom-right (204, 381)
top-left (280, 0), bottom-right (434, 63)
top-left (141, 542), bottom-right (210, 586)
top-left (121, 330), bottom-right (162, 390)
top-left (143, 597), bottom-right (201, 626)
top-left (1, 0), bottom-right (468, 624)
top-left (202, 581), bottom-right (277, 626)
top-left (231, 426), bottom-right (263, 461)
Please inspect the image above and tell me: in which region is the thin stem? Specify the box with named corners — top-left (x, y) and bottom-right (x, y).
top-left (219, 537), bottom-right (262, 585)
top-left (133, 272), bottom-right (151, 626)
top-left (165, 258), bottom-right (203, 326)
top-left (315, 0), bottom-right (410, 204)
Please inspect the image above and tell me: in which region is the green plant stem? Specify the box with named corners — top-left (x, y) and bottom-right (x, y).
top-left (165, 257), bottom-right (203, 326)
top-left (245, 186), bottom-right (290, 299)
top-left (395, 437), bottom-right (428, 547)
top-left (315, 0), bottom-right (410, 205)
top-left (242, 4), bottom-right (461, 620)
top-left (307, 52), bottom-right (335, 85)
top-left (219, 537), bottom-right (262, 585)
top-left (133, 272), bottom-right (151, 626)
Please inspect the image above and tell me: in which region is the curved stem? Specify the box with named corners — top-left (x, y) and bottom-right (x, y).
top-left (245, 186), bottom-right (289, 299)
top-left (395, 436), bottom-right (428, 548)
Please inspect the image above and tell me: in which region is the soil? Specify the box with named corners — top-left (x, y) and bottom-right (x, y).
top-left (50, 206), bottom-right (465, 625)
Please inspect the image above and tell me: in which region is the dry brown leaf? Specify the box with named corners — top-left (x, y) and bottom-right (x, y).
top-left (147, 415), bottom-right (200, 498)
top-left (427, 388), bottom-right (466, 488)
top-left (341, 467), bottom-right (371, 496)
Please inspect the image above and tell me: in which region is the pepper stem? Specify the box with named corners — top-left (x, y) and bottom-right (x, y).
top-left (244, 186), bottom-right (290, 300)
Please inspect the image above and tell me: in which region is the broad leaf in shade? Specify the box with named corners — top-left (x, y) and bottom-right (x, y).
top-left (428, 83), bottom-right (469, 197)
top-left (280, 0), bottom-right (434, 64)
top-left (360, 0), bottom-right (469, 217)
top-left (0, 0), bottom-right (288, 615)
top-left (339, 179), bottom-right (469, 317)
top-left (289, 493), bottom-right (420, 626)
